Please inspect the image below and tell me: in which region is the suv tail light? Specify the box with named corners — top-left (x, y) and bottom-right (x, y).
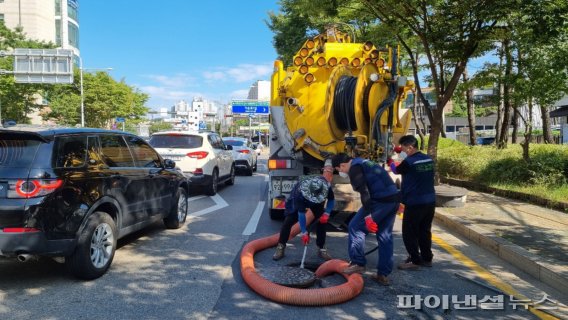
top-left (187, 151), bottom-right (208, 159)
top-left (238, 150), bottom-right (250, 154)
top-left (2, 227), bottom-right (40, 233)
top-left (9, 179), bottom-right (63, 198)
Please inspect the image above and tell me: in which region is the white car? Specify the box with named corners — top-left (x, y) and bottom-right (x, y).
top-left (149, 131), bottom-right (235, 195)
top-left (222, 137), bottom-right (257, 175)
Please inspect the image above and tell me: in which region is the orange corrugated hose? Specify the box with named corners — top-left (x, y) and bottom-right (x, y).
top-left (240, 210), bottom-right (364, 306)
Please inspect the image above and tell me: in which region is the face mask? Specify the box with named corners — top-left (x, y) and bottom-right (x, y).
top-left (399, 152), bottom-right (408, 160)
top-left (339, 171), bottom-right (349, 178)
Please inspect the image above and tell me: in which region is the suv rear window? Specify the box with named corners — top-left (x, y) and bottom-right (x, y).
top-left (149, 134), bottom-right (203, 148)
top-left (0, 139), bottom-right (41, 168)
top-left (54, 136), bottom-right (88, 168)
top-left (223, 140), bottom-right (245, 147)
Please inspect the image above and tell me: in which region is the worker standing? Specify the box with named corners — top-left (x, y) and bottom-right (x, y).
top-left (390, 135), bottom-right (436, 270)
top-left (331, 153), bottom-right (400, 286)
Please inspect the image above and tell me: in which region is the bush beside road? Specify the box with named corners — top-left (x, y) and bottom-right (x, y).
top-left (434, 138), bottom-right (568, 209)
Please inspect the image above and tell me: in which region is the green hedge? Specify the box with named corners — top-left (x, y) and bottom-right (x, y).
top-left (430, 137), bottom-right (568, 203)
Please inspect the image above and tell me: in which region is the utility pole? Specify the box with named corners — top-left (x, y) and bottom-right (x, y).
top-left (248, 114), bottom-right (253, 140)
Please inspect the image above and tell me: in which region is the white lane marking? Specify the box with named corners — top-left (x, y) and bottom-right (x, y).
top-left (188, 195), bottom-right (206, 202)
top-left (242, 201), bottom-right (265, 236)
top-left (188, 194), bottom-right (229, 217)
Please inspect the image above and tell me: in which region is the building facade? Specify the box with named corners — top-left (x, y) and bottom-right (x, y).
top-left (247, 80), bottom-right (270, 101)
top-left (0, 0), bottom-right (80, 55)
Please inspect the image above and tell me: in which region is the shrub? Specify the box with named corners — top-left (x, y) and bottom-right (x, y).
top-left (434, 137), bottom-right (568, 189)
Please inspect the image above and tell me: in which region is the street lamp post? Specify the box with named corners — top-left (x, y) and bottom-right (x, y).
top-left (79, 56), bottom-right (112, 127)
top-left (79, 56), bottom-right (84, 127)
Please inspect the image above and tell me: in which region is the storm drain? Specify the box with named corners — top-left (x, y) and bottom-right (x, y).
top-left (261, 263), bottom-right (322, 288)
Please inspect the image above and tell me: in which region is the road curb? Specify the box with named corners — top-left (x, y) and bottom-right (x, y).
top-left (434, 208), bottom-right (568, 294)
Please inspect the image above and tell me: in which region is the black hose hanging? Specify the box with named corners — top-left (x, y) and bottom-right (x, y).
top-left (371, 49), bottom-right (399, 147)
top-left (332, 76), bottom-right (358, 135)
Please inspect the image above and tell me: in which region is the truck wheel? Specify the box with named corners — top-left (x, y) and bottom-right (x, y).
top-left (164, 187), bottom-right (188, 229)
top-left (269, 209), bottom-right (284, 220)
top-left (205, 169), bottom-right (218, 196)
top-left (66, 211), bottom-right (117, 280)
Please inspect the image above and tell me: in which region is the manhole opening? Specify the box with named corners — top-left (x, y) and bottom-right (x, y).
top-left (287, 261), bottom-right (323, 272)
top-left (262, 265), bottom-right (319, 288)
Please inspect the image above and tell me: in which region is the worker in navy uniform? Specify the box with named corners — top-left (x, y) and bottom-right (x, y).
top-left (389, 135), bottom-right (436, 270)
top-left (272, 174), bottom-right (335, 261)
top-left (332, 153), bottom-right (400, 286)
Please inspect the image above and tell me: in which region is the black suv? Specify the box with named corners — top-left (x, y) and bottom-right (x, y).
top-left (0, 126), bottom-right (190, 279)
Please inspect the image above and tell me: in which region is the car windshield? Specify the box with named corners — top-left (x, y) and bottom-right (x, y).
top-left (149, 134), bottom-right (203, 148)
top-left (0, 139), bottom-right (41, 168)
top-left (223, 140), bottom-right (245, 147)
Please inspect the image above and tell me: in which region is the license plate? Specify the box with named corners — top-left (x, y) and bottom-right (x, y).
top-left (271, 179), bottom-right (297, 193)
top-left (166, 155), bottom-right (183, 161)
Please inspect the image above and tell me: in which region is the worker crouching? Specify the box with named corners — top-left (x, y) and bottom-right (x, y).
top-left (273, 174), bottom-right (335, 261)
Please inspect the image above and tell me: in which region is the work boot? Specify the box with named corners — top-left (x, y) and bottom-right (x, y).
top-left (421, 260), bottom-right (433, 267)
top-left (318, 248), bottom-right (332, 261)
top-left (272, 243), bottom-right (285, 261)
top-left (343, 263), bottom-right (365, 274)
top-left (397, 261), bottom-right (420, 270)
top-left (370, 274), bottom-right (390, 286)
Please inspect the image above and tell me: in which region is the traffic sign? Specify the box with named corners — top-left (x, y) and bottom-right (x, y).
top-left (116, 117), bottom-right (125, 123)
top-left (13, 48), bottom-right (74, 84)
top-left (199, 121), bottom-right (207, 130)
top-left (231, 100), bottom-right (269, 114)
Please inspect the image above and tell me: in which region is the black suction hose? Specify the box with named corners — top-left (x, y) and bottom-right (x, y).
top-left (332, 76), bottom-right (358, 135)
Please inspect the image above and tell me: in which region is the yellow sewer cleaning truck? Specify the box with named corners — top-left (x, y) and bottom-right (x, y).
top-left (268, 28), bottom-right (414, 219)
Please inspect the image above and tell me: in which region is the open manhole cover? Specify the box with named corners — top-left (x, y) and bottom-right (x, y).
top-left (262, 266), bottom-right (317, 288)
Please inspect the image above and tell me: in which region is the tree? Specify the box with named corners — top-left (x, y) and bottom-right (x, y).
top-left (266, 0), bottom-right (399, 68)
top-left (0, 24), bottom-right (54, 124)
top-left (46, 70), bottom-right (149, 128)
top-left (149, 120), bottom-right (173, 134)
top-left (359, 0), bottom-right (514, 169)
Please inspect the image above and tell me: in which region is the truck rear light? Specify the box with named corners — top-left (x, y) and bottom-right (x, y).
top-left (268, 159), bottom-right (293, 170)
top-left (3, 227), bottom-right (40, 233)
top-left (10, 179), bottom-right (63, 198)
top-left (193, 168), bottom-right (203, 175)
top-left (238, 150), bottom-right (250, 154)
top-left (187, 151), bottom-right (208, 159)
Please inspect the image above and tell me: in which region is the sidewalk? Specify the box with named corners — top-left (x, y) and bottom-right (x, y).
top-left (434, 188), bottom-right (568, 294)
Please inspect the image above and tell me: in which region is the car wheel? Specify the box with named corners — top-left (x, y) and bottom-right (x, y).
top-left (66, 211), bottom-right (117, 280)
top-left (225, 165), bottom-right (235, 185)
top-left (253, 160), bottom-right (258, 172)
top-left (206, 169), bottom-right (218, 196)
top-left (164, 187), bottom-right (188, 229)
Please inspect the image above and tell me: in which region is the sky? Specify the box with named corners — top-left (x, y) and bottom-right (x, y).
top-left (79, 1), bottom-right (281, 111)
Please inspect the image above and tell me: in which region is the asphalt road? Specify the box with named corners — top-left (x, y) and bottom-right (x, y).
top-left (0, 156), bottom-right (564, 320)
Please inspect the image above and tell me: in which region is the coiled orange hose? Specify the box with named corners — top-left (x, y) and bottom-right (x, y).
top-left (240, 210), bottom-right (364, 306)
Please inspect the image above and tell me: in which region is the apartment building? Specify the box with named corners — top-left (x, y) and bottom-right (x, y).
top-left (0, 0), bottom-right (79, 55)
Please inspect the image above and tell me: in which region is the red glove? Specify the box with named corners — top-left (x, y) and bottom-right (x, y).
top-left (397, 204), bottom-right (405, 215)
top-left (365, 216), bottom-right (378, 233)
top-left (393, 145), bottom-right (402, 153)
top-left (301, 232), bottom-right (310, 245)
top-left (319, 213), bottom-right (330, 224)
